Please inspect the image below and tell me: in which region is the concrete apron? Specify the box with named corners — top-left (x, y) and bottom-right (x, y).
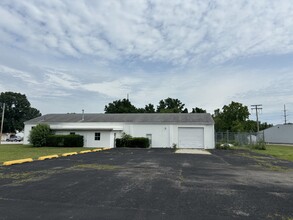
top-left (175, 149), bottom-right (211, 155)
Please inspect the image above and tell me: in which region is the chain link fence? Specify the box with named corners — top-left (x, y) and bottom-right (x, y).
top-left (215, 131), bottom-right (265, 147)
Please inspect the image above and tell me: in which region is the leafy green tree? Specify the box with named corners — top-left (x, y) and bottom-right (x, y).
top-left (136, 104), bottom-right (156, 113)
top-left (104, 99), bottom-right (137, 113)
top-left (259, 122), bottom-right (273, 130)
top-left (28, 124), bottom-right (51, 147)
top-left (0, 92), bottom-right (41, 132)
top-left (24, 107), bottom-right (41, 121)
top-left (243, 120), bottom-right (257, 132)
top-left (213, 101), bottom-right (250, 132)
top-left (144, 103), bottom-right (155, 113)
top-left (156, 98), bottom-right (188, 113)
top-left (191, 107), bottom-right (207, 113)
top-left (136, 108), bottom-right (146, 113)
top-left (243, 121), bottom-right (273, 132)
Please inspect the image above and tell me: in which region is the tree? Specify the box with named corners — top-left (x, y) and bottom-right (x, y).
top-left (243, 120), bottom-right (257, 132)
top-left (259, 122), bottom-right (273, 130)
top-left (136, 104), bottom-right (156, 113)
top-left (144, 104), bottom-right (155, 113)
top-left (104, 99), bottom-right (137, 113)
top-left (0, 92), bottom-right (41, 133)
top-left (243, 120), bottom-right (273, 132)
top-left (213, 101), bottom-right (250, 132)
top-left (156, 98), bottom-right (188, 113)
top-left (191, 107), bottom-right (207, 113)
top-left (24, 107), bottom-right (41, 121)
top-left (28, 124), bottom-right (51, 147)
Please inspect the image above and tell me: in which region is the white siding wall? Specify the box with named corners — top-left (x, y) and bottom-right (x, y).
top-left (23, 124), bottom-right (33, 145)
top-left (24, 122), bottom-right (215, 149)
top-left (125, 124), bottom-right (170, 148)
top-left (124, 124), bottom-right (215, 149)
top-left (23, 123), bottom-right (123, 148)
top-left (264, 124), bottom-right (293, 144)
top-left (54, 130), bottom-right (111, 148)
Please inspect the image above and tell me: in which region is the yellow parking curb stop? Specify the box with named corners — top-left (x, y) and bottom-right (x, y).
top-left (3, 158), bottom-right (33, 166)
top-left (79, 150), bottom-right (92, 154)
top-left (38, 155), bottom-right (59, 161)
top-left (62, 152), bottom-right (78, 157)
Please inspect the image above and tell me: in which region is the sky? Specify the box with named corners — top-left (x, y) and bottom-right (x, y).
top-left (0, 0), bottom-right (293, 125)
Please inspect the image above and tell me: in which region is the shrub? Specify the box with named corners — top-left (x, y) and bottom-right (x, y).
top-left (128, 137), bottom-right (149, 148)
top-left (46, 134), bottom-right (84, 147)
top-left (121, 132), bottom-right (132, 140)
top-left (115, 138), bottom-right (123, 148)
top-left (28, 124), bottom-right (51, 147)
top-left (116, 137), bottom-right (149, 148)
top-left (249, 141), bottom-right (266, 150)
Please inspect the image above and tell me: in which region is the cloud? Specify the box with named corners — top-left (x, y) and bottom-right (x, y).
top-left (0, 60), bottom-right (292, 124)
top-left (0, 65), bottom-right (38, 84)
top-left (1, 0), bottom-right (293, 65)
top-left (44, 68), bottom-right (143, 98)
top-left (0, 0), bottom-right (293, 125)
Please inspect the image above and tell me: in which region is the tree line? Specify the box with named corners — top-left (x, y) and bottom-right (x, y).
top-left (105, 97), bottom-right (206, 114)
top-left (0, 92), bottom-right (273, 133)
top-left (105, 98), bottom-right (273, 132)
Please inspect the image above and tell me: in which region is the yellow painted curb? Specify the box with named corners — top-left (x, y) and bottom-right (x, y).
top-left (62, 152), bottom-right (78, 157)
top-left (79, 150), bottom-right (92, 154)
top-left (3, 158), bottom-right (33, 166)
top-left (92, 149), bottom-right (102, 152)
top-left (38, 154), bottom-right (59, 161)
top-left (103, 148), bottom-right (111, 150)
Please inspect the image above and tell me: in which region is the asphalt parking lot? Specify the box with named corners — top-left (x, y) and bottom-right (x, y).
top-left (0, 148), bottom-right (292, 220)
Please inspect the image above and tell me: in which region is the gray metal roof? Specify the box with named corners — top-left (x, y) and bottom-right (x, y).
top-left (25, 113), bottom-right (214, 125)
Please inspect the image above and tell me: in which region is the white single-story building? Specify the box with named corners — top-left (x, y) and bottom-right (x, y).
top-left (24, 113), bottom-right (215, 149)
top-left (264, 124), bottom-right (293, 144)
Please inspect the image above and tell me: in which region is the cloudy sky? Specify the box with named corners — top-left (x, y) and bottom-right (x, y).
top-left (0, 0), bottom-right (293, 125)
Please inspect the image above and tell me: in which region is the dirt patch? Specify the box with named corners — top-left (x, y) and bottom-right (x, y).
top-left (211, 149), bottom-right (293, 172)
top-left (0, 163), bottom-right (121, 186)
top-left (72, 164), bottom-right (121, 171)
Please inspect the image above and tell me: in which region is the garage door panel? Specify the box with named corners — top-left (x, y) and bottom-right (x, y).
top-left (178, 127), bottom-right (204, 148)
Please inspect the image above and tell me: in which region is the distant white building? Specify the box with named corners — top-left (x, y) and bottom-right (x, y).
top-left (1, 133), bottom-right (9, 141)
top-left (264, 124), bottom-right (293, 144)
top-left (24, 113), bottom-right (215, 149)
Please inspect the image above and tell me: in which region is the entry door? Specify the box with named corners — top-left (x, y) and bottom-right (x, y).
top-left (178, 127), bottom-right (204, 148)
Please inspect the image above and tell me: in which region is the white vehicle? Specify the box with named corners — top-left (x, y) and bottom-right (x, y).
top-left (6, 135), bottom-right (23, 142)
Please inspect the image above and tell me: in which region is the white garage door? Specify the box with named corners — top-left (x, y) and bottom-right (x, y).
top-left (178, 127), bottom-right (204, 148)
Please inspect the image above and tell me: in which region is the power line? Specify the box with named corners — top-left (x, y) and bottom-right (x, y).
top-left (251, 104), bottom-right (262, 132)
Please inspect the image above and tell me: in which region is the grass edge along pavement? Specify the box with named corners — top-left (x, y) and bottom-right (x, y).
top-left (1, 146), bottom-right (109, 166)
top-left (252, 144), bottom-right (293, 162)
top-left (0, 144), bottom-right (107, 163)
top-left (234, 144), bottom-right (293, 162)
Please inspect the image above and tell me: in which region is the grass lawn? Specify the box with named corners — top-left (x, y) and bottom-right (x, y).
top-left (251, 145), bottom-right (293, 162)
top-left (0, 144), bottom-right (92, 163)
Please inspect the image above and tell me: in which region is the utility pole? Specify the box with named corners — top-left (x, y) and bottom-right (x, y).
top-left (251, 104), bottom-right (262, 132)
top-left (284, 104), bottom-right (288, 124)
top-left (0, 103), bottom-right (5, 145)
